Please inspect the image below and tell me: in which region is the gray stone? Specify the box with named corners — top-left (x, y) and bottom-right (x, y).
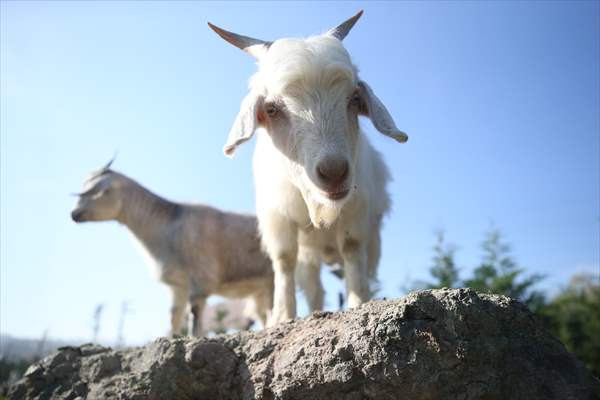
top-left (8, 289), bottom-right (600, 399)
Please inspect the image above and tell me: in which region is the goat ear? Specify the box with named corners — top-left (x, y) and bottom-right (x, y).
top-left (357, 80), bottom-right (408, 143)
top-left (223, 91), bottom-right (264, 157)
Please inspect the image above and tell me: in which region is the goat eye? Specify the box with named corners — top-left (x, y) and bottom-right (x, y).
top-left (265, 103), bottom-right (279, 117)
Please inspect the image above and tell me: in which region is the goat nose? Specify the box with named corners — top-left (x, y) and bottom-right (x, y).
top-left (316, 157), bottom-right (349, 188)
top-left (71, 210), bottom-right (83, 222)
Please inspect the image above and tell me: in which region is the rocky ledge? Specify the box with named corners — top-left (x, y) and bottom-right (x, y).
top-left (8, 288), bottom-right (600, 399)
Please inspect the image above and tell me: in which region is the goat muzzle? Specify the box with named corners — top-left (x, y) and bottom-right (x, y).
top-left (71, 210), bottom-right (84, 222)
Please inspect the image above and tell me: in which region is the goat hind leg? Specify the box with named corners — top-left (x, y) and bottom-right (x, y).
top-left (249, 285), bottom-right (273, 328)
top-left (189, 295), bottom-right (207, 337)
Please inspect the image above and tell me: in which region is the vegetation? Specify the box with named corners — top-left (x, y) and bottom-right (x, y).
top-left (463, 229), bottom-right (546, 312)
top-left (417, 227), bottom-right (599, 377)
top-left (538, 274), bottom-right (600, 376)
top-left (211, 308), bottom-right (229, 335)
top-left (425, 231), bottom-right (460, 289)
top-left (0, 358), bottom-right (30, 390)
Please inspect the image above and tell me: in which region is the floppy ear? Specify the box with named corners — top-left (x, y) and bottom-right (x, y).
top-left (223, 90), bottom-right (264, 157)
top-left (357, 80), bottom-right (408, 143)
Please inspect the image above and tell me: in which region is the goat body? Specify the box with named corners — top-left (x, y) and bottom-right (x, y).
top-left (253, 122), bottom-right (389, 322)
top-left (209, 11), bottom-right (407, 325)
top-left (72, 167), bottom-right (273, 335)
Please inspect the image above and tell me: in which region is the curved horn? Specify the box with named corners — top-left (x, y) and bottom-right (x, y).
top-left (328, 10), bottom-right (363, 41)
top-left (207, 22), bottom-right (272, 59)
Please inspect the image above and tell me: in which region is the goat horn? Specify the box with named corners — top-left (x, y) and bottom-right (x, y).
top-left (101, 152), bottom-right (117, 172)
top-left (207, 22), bottom-right (272, 59)
top-left (328, 10), bottom-right (363, 41)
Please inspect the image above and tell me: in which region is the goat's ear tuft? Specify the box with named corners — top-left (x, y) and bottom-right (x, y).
top-left (358, 80), bottom-right (408, 143)
top-left (223, 91), bottom-right (264, 157)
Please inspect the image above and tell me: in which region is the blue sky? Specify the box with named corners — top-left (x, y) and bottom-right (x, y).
top-left (1, 1), bottom-right (598, 346)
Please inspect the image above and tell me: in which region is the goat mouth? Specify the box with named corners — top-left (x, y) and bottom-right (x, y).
top-left (325, 188), bottom-right (350, 201)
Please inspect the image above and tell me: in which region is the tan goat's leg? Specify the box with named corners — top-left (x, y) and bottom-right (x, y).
top-left (189, 295), bottom-right (206, 337)
top-left (169, 285), bottom-right (189, 336)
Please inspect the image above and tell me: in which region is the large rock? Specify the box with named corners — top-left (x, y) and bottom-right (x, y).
top-left (9, 289), bottom-right (600, 399)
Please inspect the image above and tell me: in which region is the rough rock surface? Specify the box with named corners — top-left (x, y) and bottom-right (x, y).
top-left (9, 289), bottom-right (600, 399)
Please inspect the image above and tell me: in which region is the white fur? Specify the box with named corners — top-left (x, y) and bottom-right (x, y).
top-left (214, 16), bottom-right (406, 326)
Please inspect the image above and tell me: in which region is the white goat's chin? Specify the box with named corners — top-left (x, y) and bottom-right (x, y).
top-left (304, 186), bottom-right (353, 229)
top-left (308, 201), bottom-right (340, 229)
top-left (297, 174), bottom-right (352, 228)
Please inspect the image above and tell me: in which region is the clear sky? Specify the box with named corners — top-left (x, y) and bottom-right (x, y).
top-left (1, 1), bottom-right (598, 346)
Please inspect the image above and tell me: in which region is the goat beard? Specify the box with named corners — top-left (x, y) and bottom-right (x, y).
top-left (298, 185), bottom-right (342, 229)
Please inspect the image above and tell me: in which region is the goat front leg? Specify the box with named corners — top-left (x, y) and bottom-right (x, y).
top-left (338, 236), bottom-right (370, 308)
top-left (169, 285), bottom-right (189, 336)
top-left (189, 295), bottom-right (207, 337)
top-left (296, 246), bottom-right (324, 311)
top-left (261, 212), bottom-right (298, 326)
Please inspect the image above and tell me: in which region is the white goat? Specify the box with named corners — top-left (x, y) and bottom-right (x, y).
top-left (71, 160), bottom-right (274, 336)
top-left (209, 10), bottom-right (407, 325)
